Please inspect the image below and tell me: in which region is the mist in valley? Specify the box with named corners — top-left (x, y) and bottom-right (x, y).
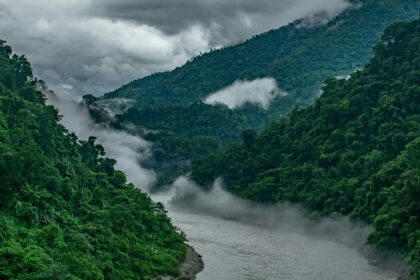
top-left (43, 88), bottom-right (157, 191)
top-left (42, 90), bottom-right (401, 279)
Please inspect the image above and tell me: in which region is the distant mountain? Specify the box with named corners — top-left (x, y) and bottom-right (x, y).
top-left (95, 0), bottom-right (420, 187)
top-left (192, 18), bottom-right (420, 278)
top-left (0, 41), bottom-right (186, 279)
top-left (104, 0), bottom-right (419, 123)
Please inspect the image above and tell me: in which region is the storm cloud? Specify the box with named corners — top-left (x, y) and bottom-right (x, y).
top-left (92, 0), bottom-right (351, 45)
top-left (0, 0), bottom-right (351, 98)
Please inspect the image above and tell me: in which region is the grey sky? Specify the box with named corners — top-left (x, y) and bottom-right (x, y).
top-left (0, 0), bottom-right (350, 98)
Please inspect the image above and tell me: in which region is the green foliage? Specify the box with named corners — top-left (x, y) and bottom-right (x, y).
top-left (0, 241), bottom-right (53, 280)
top-left (192, 18), bottom-right (420, 277)
top-left (0, 42), bottom-right (186, 279)
top-left (143, 131), bottom-right (221, 187)
top-left (122, 102), bottom-right (245, 141)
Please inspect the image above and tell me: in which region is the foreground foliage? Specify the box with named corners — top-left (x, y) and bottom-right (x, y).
top-left (0, 40), bottom-right (186, 279)
top-left (192, 19), bottom-right (420, 276)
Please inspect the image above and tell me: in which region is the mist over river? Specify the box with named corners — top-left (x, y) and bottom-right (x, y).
top-left (153, 181), bottom-right (398, 280)
top-left (47, 95), bottom-right (399, 280)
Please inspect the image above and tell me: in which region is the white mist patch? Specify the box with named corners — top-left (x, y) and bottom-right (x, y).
top-left (335, 74), bottom-right (351, 80)
top-left (44, 89), bottom-right (156, 191)
top-left (204, 78), bottom-right (285, 109)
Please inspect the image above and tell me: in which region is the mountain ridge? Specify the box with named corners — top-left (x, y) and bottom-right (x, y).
top-left (93, 0), bottom-right (420, 187)
top-left (104, 0), bottom-right (419, 117)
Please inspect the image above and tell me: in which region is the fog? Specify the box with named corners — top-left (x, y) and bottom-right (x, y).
top-left (165, 176), bottom-right (369, 248)
top-left (43, 89), bottom-right (156, 191)
top-left (44, 87), bottom-right (378, 251)
top-left (43, 90), bottom-right (400, 279)
top-left (96, 98), bottom-right (135, 117)
top-left (204, 78), bottom-right (285, 109)
top-left (153, 176), bottom-right (400, 280)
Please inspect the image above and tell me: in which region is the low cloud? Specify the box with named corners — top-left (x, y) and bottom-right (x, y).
top-left (204, 78), bottom-right (285, 109)
top-left (43, 88), bottom-right (156, 191)
top-left (151, 176), bottom-right (402, 278)
top-left (96, 98), bottom-right (135, 117)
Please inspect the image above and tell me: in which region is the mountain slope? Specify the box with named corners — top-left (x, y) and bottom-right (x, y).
top-left (192, 18), bottom-right (420, 277)
top-left (105, 0), bottom-right (419, 120)
top-left (94, 0), bottom-right (420, 187)
top-left (0, 41), bottom-right (186, 279)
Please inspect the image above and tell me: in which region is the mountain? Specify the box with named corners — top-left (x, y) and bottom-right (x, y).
top-left (94, 0), bottom-right (420, 187)
top-left (192, 18), bottom-right (420, 277)
top-left (0, 41), bottom-right (187, 279)
top-left (104, 0), bottom-right (419, 122)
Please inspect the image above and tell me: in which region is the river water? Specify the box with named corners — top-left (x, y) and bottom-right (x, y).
top-left (153, 187), bottom-right (397, 280)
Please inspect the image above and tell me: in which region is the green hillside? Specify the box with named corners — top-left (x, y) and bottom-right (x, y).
top-left (0, 41), bottom-right (186, 279)
top-left (105, 0), bottom-right (419, 121)
top-left (95, 0), bottom-right (420, 187)
top-left (192, 18), bottom-right (420, 277)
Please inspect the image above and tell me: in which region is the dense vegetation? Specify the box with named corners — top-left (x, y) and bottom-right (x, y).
top-left (97, 0), bottom-right (420, 187)
top-left (192, 19), bottom-right (420, 277)
top-left (0, 40), bottom-right (186, 279)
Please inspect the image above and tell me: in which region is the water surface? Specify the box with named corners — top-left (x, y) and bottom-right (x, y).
top-left (154, 192), bottom-right (397, 280)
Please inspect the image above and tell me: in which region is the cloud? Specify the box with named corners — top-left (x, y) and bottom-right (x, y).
top-left (0, 0), bottom-right (350, 98)
top-left (164, 176), bottom-right (371, 248)
top-left (152, 176), bottom-right (402, 277)
top-left (96, 98), bottom-right (135, 117)
top-left (93, 0), bottom-right (352, 46)
top-left (204, 78), bottom-right (285, 109)
top-left (43, 88), bottom-right (157, 191)
top-left (0, 1), bottom-right (209, 97)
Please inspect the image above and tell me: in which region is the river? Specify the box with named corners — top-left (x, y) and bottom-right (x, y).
top-left (153, 185), bottom-right (397, 280)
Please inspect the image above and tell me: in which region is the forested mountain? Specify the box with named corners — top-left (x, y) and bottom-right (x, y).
top-left (105, 0), bottom-right (419, 121)
top-left (0, 41), bottom-right (186, 279)
top-left (94, 0), bottom-right (419, 187)
top-left (192, 18), bottom-right (420, 278)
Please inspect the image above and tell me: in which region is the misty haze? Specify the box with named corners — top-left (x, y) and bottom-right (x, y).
top-left (0, 1), bottom-right (419, 280)
top-left (204, 78), bottom-right (284, 109)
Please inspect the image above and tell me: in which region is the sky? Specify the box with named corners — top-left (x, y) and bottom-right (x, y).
top-left (0, 0), bottom-right (351, 98)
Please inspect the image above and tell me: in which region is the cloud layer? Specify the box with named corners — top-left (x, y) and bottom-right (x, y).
top-left (204, 78), bottom-right (284, 109)
top-left (0, 0), bottom-right (350, 98)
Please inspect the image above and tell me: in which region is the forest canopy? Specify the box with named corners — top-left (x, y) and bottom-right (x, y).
top-left (0, 40), bottom-right (186, 280)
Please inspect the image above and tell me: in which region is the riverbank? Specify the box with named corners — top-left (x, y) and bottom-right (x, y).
top-left (360, 245), bottom-right (408, 280)
top-left (155, 245), bottom-right (204, 280)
